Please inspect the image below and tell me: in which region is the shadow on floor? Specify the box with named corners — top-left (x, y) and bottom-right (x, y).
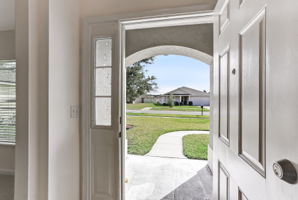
top-left (0, 175), bottom-right (14, 200)
top-left (161, 166), bottom-right (212, 200)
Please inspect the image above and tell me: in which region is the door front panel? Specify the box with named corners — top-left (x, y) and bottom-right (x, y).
top-left (213, 0), bottom-right (298, 199)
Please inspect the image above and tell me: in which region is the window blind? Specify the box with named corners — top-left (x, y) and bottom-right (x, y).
top-left (0, 61), bottom-right (16, 143)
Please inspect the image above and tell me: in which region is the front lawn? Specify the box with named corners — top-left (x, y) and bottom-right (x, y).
top-left (126, 116), bottom-right (210, 155)
top-left (183, 134), bottom-right (209, 160)
top-left (127, 103), bottom-right (209, 111)
top-left (126, 103), bottom-right (156, 110)
top-left (127, 112), bottom-right (209, 119)
top-left (151, 106), bottom-right (209, 112)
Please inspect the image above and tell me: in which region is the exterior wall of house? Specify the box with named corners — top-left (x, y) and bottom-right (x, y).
top-left (135, 95), bottom-right (210, 106)
top-left (80, 0), bottom-right (217, 19)
top-left (190, 96), bottom-right (210, 106)
top-left (0, 30), bottom-right (15, 175)
top-left (126, 24), bottom-right (213, 58)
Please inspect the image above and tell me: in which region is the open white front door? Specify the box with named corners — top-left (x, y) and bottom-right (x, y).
top-left (213, 0), bottom-right (298, 199)
top-left (82, 19), bottom-right (122, 200)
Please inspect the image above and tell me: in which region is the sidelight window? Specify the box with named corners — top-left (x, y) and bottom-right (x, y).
top-left (93, 38), bottom-right (112, 126)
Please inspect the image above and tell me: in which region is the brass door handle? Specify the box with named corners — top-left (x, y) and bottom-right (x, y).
top-left (273, 159), bottom-right (297, 184)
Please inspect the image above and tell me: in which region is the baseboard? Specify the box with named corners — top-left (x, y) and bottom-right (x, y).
top-left (208, 145), bottom-right (213, 173)
top-left (0, 169), bottom-right (14, 176)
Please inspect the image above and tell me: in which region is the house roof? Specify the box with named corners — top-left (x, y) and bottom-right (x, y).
top-left (164, 87), bottom-right (209, 97)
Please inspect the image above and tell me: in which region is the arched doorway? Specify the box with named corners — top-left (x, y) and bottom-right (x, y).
top-left (124, 47), bottom-right (213, 199)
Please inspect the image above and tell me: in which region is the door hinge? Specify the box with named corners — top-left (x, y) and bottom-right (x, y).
top-left (120, 116), bottom-right (122, 125)
top-left (118, 132), bottom-right (122, 138)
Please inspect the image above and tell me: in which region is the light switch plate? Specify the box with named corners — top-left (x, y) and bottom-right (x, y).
top-left (70, 105), bottom-right (80, 119)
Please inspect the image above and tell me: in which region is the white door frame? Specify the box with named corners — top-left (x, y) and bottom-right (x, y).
top-left (81, 6), bottom-right (216, 200)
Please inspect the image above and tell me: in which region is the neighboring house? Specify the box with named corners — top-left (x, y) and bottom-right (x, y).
top-left (135, 86), bottom-right (210, 106)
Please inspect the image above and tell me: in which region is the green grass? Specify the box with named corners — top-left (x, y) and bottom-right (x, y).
top-left (151, 106), bottom-right (209, 112)
top-left (126, 103), bottom-right (156, 110)
top-left (127, 112), bottom-right (208, 119)
top-left (127, 116), bottom-right (210, 155)
top-left (183, 134), bottom-right (209, 160)
top-left (127, 103), bottom-right (209, 111)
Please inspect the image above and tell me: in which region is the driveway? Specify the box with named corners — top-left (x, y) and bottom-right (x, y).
top-left (127, 109), bottom-right (209, 116)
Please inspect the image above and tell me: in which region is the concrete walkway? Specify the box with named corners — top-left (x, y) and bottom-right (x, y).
top-left (141, 107), bottom-right (152, 111)
top-left (127, 109), bottom-right (210, 116)
top-left (146, 131), bottom-right (209, 159)
top-left (126, 155), bottom-right (211, 200)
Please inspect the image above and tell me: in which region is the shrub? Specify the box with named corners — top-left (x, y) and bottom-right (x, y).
top-left (155, 102), bottom-right (161, 106)
top-left (174, 101), bottom-right (179, 106)
top-left (168, 95), bottom-right (174, 107)
top-left (189, 101), bottom-right (193, 106)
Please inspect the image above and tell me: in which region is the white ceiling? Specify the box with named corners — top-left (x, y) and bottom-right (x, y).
top-left (0, 0), bottom-right (15, 31)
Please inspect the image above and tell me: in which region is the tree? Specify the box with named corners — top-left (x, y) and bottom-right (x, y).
top-left (126, 58), bottom-right (157, 103)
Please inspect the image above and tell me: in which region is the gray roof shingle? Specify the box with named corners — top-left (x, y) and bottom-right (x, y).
top-left (164, 87), bottom-right (209, 97)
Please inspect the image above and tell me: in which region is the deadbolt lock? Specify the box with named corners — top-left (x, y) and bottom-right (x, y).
top-left (273, 159), bottom-right (297, 184)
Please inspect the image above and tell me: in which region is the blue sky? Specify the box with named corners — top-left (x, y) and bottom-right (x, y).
top-left (144, 55), bottom-right (210, 94)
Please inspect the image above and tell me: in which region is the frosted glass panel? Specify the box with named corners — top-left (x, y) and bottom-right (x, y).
top-left (96, 38), bottom-right (112, 67)
top-left (96, 68), bottom-right (111, 96)
top-left (95, 97), bottom-right (111, 126)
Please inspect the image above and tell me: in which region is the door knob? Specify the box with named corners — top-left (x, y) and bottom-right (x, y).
top-left (273, 159), bottom-right (297, 184)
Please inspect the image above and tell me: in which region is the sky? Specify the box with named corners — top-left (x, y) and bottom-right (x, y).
top-left (143, 55), bottom-right (210, 94)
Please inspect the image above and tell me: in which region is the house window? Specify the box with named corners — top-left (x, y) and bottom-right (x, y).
top-left (0, 61), bottom-right (16, 144)
top-left (93, 38), bottom-right (112, 126)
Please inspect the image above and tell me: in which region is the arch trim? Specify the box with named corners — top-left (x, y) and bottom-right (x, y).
top-left (125, 45), bottom-right (213, 66)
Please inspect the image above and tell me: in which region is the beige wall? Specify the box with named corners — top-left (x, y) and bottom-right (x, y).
top-left (0, 30), bottom-right (15, 60)
top-left (80, 0), bottom-right (217, 18)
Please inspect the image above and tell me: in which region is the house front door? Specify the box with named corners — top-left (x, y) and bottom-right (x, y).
top-left (213, 0), bottom-right (298, 199)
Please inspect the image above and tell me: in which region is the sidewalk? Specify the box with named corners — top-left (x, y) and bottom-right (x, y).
top-left (146, 131), bottom-right (209, 159)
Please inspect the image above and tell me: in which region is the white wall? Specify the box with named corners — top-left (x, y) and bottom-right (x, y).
top-left (0, 145), bottom-right (14, 174)
top-left (48, 0), bottom-right (80, 199)
top-left (15, 0), bottom-right (80, 199)
top-left (0, 30), bottom-right (15, 60)
top-left (0, 30), bottom-right (15, 175)
top-left (15, 0), bottom-right (49, 199)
